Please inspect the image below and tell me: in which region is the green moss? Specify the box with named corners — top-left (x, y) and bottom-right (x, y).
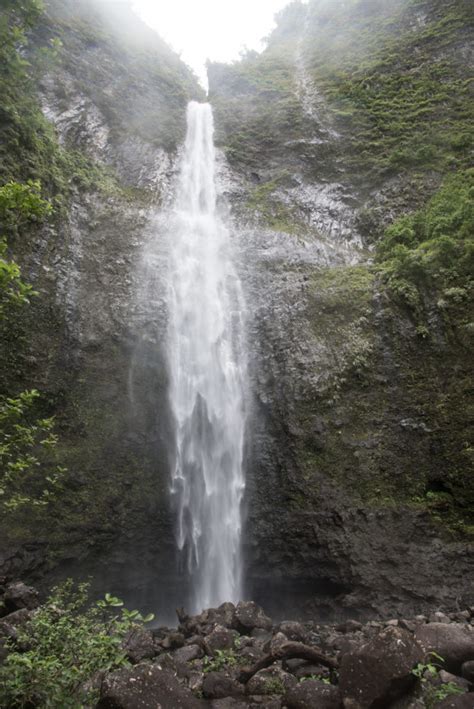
top-left (287, 260), bottom-right (473, 537)
top-left (305, 0), bottom-right (474, 178)
top-left (246, 176), bottom-right (303, 233)
top-left (376, 168), bottom-right (474, 314)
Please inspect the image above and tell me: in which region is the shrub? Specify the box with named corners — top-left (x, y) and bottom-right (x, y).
top-left (0, 581), bottom-right (154, 708)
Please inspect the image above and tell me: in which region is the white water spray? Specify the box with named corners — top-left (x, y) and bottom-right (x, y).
top-left (167, 102), bottom-right (246, 613)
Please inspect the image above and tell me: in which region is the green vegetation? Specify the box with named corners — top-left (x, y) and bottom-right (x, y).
top-left (0, 180), bottom-right (66, 513)
top-left (305, 0), bottom-right (474, 177)
top-left (247, 176), bottom-right (303, 233)
top-left (412, 652), bottom-right (465, 707)
top-left (209, 18), bottom-right (304, 169)
top-left (212, 0), bottom-right (473, 229)
top-left (287, 249), bottom-right (473, 533)
top-left (0, 389), bottom-right (65, 512)
top-left (376, 169), bottom-right (474, 309)
top-left (203, 648), bottom-right (244, 673)
top-left (0, 581), bottom-right (154, 709)
top-left (262, 677), bottom-right (286, 695)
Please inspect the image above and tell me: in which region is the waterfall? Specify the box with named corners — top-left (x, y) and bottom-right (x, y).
top-left (167, 101), bottom-right (246, 613)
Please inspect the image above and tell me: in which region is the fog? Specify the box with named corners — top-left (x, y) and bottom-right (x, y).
top-left (131, 0), bottom-right (297, 87)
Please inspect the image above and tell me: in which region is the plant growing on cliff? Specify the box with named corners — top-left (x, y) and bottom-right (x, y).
top-left (0, 180), bottom-right (65, 513)
top-left (0, 580), bottom-right (154, 709)
top-left (376, 169), bottom-right (474, 308)
top-left (0, 389), bottom-right (65, 511)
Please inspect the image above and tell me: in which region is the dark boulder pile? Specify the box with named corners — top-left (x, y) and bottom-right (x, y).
top-left (2, 582), bottom-right (474, 708)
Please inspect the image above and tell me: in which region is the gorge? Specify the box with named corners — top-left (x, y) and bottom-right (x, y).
top-left (0, 0), bottom-right (473, 655)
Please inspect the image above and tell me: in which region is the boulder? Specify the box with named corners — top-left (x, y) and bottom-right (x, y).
top-left (438, 670), bottom-right (469, 692)
top-left (461, 660), bottom-right (474, 682)
top-left (123, 626), bottom-right (155, 664)
top-left (339, 626), bottom-right (423, 708)
top-left (0, 608), bottom-right (32, 646)
top-left (205, 625), bottom-right (239, 655)
top-left (285, 679), bottom-right (343, 709)
top-left (173, 644), bottom-right (204, 663)
top-left (278, 622), bottom-right (308, 643)
top-left (3, 582), bottom-right (39, 613)
top-left (202, 671), bottom-right (245, 700)
top-left (415, 623), bottom-right (474, 673)
top-left (270, 633), bottom-right (289, 653)
top-left (179, 604), bottom-right (236, 636)
top-left (97, 663), bottom-right (206, 708)
top-left (233, 602), bottom-right (272, 633)
top-left (246, 666), bottom-right (297, 695)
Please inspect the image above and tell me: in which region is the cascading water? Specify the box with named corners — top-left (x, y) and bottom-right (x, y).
top-left (167, 101), bottom-right (246, 613)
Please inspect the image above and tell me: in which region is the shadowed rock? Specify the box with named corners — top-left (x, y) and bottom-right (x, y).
top-left (96, 663), bottom-right (206, 708)
top-left (339, 626), bottom-right (423, 708)
top-left (415, 623), bottom-right (474, 673)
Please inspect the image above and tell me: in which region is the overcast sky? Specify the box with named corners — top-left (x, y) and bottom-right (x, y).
top-left (131, 0), bottom-right (294, 88)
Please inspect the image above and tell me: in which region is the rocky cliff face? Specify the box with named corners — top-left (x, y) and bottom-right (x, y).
top-left (1, 0), bottom-right (472, 621)
top-left (0, 0), bottom-right (203, 616)
top-left (209, 0), bottom-right (474, 618)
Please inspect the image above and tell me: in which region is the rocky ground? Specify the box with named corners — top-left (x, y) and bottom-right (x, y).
top-left (2, 581), bottom-right (474, 708)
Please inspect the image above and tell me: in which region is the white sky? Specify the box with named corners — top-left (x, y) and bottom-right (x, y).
top-left (131, 0), bottom-right (293, 88)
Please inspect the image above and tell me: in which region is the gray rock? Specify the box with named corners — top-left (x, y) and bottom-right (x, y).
top-left (205, 625), bottom-right (239, 654)
top-left (270, 633), bottom-right (289, 653)
top-left (173, 644), bottom-right (204, 663)
top-left (438, 670), bottom-right (469, 692)
top-left (123, 626), bottom-right (155, 664)
top-left (278, 621), bottom-right (308, 643)
top-left (339, 626), bottom-right (423, 708)
top-left (430, 613), bottom-right (451, 624)
top-left (285, 679), bottom-right (342, 709)
top-left (246, 667), bottom-right (297, 696)
top-left (202, 672), bottom-right (245, 700)
top-left (233, 602), bottom-right (272, 633)
top-left (415, 623), bottom-right (474, 673)
top-left (3, 582), bottom-right (39, 613)
top-left (0, 608), bottom-right (32, 645)
top-left (400, 620), bottom-right (418, 633)
top-left (97, 663), bottom-right (206, 708)
top-left (461, 660), bottom-right (474, 682)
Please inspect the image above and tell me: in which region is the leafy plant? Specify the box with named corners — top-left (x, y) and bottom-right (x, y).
top-left (0, 389), bottom-right (65, 511)
top-left (0, 180), bottom-right (63, 513)
top-left (376, 169), bottom-right (474, 308)
top-left (0, 580), bottom-right (154, 709)
top-left (412, 652), bottom-right (465, 708)
top-left (263, 677), bottom-right (286, 694)
top-left (299, 673), bottom-right (331, 684)
top-left (0, 179), bottom-right (52, 230)
top-left (203, 648), bottom-right (242, 673)
top-left (0, 238), bottom-right (36, 316)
